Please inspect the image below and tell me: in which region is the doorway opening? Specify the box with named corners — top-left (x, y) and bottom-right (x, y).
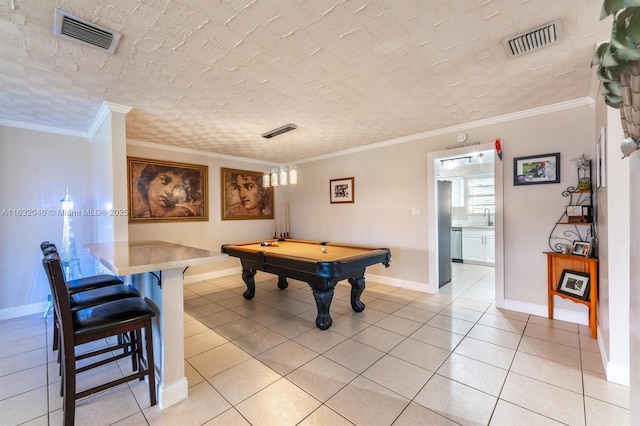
top-left (427, 142), bottom-right (504, 306)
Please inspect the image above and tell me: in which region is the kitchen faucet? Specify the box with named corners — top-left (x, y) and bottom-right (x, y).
top-left (484, 208), bottom-right (493, 226)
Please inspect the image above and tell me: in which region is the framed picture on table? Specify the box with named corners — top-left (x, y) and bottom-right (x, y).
top-left (513, 153), bottom-right (560, 186)
top-left (557, 269), bottom-right (590, 300)
top-left (128, 157), bottom-right (208, 223)
top-left (330, 177), bottom-right (355, 204)
top-left (571, 241), bottom-right (591, 257)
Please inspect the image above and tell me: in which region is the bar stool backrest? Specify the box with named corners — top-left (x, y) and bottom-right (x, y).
top-left (40, 241), bottom-right (56, 254)
top-left (42, 254), bottom-right (71, 334)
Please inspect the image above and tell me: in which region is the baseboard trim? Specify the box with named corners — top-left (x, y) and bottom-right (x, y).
top-left (184, 267), bottom-right (242, 284)
top-left (503, 298), bottom-right (589, 325)
top-left (597, 330), bottom-right (631, 386)
top-left (0, 302), bottom-right (49, 321)
top-left (365, 274), bottom-right (434, 294)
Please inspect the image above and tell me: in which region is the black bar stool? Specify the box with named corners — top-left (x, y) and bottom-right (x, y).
top-left (43, 253), bottom-right (157, 426)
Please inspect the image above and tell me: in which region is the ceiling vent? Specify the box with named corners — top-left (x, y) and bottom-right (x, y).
top-left (53, 9), bottom-right (121, 54)
top-left (502, 19), bottom-right (562, 57)
top-left (262, 124), bottom-right (297, 139)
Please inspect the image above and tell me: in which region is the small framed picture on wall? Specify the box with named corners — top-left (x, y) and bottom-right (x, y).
top-left (330, 177), bottom-right (354, 204)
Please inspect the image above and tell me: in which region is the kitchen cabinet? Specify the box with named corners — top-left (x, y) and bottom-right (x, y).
top-left (462, 227), bottom-right (494, 265)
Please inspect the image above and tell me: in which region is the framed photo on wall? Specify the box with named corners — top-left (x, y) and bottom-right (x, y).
top-left (557, 269), bottom-right (590, 300)
top-left (128, 157), bottom-right (208, 223)
top-left (221, 168), bottom-right (274, 220)
top-left (330, 177), bottom-right (354, 204)
top-left (513, 153), bottom-right (560, 186)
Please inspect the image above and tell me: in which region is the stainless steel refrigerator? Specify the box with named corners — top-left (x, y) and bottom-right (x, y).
top-left (437, 180), bottom-right (452, 286)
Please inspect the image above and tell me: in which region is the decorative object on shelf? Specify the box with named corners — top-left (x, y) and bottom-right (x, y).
top-left (571, 154), bottom-right (591, 191)
top-left (128, 157), bottom-right (208, 222)
top-left (513, 152), bottom-right (560, 186)
top-left (557, 269), bottom-right (591, 301)
top-left (571, 240), bottom-right (591, 257)
top-left (548, 158), bottom-right (595, 253)
top-left (591, 0), bottom-right (640, 158)
top-left (221, 168), bottom-right (274, 220)
top-left (330, 177), bottom-right (354, 204)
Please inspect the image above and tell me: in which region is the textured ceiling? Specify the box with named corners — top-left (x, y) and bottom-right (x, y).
top-left (0, 1), bottom-right (610, 164)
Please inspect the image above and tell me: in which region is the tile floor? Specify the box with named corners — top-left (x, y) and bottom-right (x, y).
top-left (0, 263), bottom-right (631, 425)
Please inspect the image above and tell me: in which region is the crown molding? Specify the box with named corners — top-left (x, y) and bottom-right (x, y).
top-left (299, 97), bottom-right (595, 163)
top-left (2, 97), bottom-right (594, 162)
top-left (86, 101), bottom-right (133, 141)
top-left (0, 117), bottom-right (86, 138)
top-left (127, 138), bottom-right (276, 167)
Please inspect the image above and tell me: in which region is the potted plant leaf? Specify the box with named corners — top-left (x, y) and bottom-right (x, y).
top-left (592, 0), bottom-right (640, 157)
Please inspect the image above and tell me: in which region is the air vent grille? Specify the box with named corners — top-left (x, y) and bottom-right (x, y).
top-left (262, 124), bottom-right (297, 139)
top-left (53, 9), bottom-right (121, 54)
top-left (503, 19), bottom-right (562, 57)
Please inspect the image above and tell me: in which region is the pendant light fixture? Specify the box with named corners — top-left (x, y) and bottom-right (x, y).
top-left (289, 165), bottom-right (297, 184)
top-left (261, 123), bottom-right (298, 188)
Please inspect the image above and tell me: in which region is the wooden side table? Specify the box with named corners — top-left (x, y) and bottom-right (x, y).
top-left (545, 251), bottom-right (598, 338)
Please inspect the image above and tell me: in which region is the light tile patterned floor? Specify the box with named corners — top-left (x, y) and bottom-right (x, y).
top-left (0, 263), bottom-right (631, 425)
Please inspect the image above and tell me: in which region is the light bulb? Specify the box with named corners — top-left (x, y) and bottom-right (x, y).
top-left (289, 165), bottom-right (297, 184)
top-left (280, 166), bottom-right (288, 186)
top-left (271, 168), bottom-right (278, 186)
top-left (263, 171), bottom-right (270, 187)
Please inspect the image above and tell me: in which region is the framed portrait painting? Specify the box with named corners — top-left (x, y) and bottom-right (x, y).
top-left (128, 157), bottom-right (208, 223)
top-left (513, 153), bottom-right (560, 186)
top-left (221, 168), bottom-right (274, 220)
top-left (330, 177), bottom-right (354, 204)
top-left (557, 269), bottom-right (590, 300)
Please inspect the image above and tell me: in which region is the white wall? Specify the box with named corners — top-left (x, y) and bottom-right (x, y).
top-left (0, 126), bottom-right (96, 318)
top-left (91, 103), bottom-right (131, 242)
top-left (629, 145), bottom-right (640, 423)
top-left (595, 97), bottom-right (630, 385)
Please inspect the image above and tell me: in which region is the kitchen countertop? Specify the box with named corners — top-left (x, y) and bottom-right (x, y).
top-left (453, 222), bottom-right (495, 230)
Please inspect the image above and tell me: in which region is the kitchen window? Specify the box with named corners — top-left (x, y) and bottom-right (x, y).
top-left (468, 177), bottom-right (494, 215)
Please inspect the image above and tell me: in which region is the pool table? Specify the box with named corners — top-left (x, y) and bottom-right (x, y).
top-left (221, 239), bottom-right (391, 330)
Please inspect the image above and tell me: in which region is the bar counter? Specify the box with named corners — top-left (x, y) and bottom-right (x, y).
top-left (85, 240), bottom-right (228, 409)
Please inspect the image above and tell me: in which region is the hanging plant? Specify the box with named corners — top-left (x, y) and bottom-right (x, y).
top-left (592, 0), bottom-right (640, 157)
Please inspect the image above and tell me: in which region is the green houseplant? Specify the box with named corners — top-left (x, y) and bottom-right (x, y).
top-left (592, 0), bottom-right (640, 156)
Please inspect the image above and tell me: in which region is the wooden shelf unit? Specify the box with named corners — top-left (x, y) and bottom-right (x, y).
top-left (545, 251), bottom-right (598, 338)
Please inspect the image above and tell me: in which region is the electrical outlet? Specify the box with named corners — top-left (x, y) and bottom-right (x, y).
top-left (412, 207), bottom-right (421, 215)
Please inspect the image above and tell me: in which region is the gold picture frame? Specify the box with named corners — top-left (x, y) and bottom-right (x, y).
top-left (127, 157), bottom-right (208, 223)
top-left (221, 168), bottom-right (274, 220)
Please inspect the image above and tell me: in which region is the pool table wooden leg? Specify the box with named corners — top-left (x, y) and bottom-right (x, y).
top-left (277, 275), bottom-right (288, 290)
top-left (241, 269), bottom-right (257, 299)
top-left (348, 276), bottom-right (366, 312)
top-left (312, 288), bottom-right (334, 330)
